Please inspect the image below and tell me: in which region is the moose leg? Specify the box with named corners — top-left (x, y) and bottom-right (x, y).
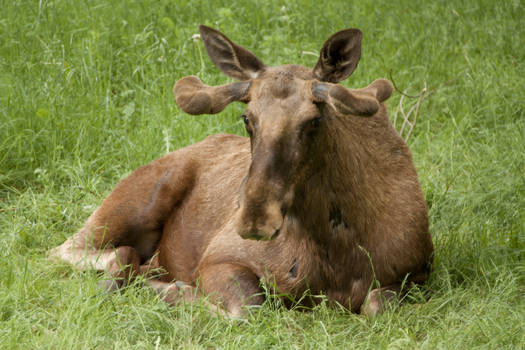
top-left (100, 246), bottom-right (141, 290)
top-left (147, 280), bottom-right (196, 304)
top-left (360, 267), bottom-right (432, 317)
top-left (142, 264), bottom-right (262, 318)
top-left (199, 263), bottom-right (264, 318)
top-left (361, 283), bottom-right (402, 317)
top-left (49, 154), bottom-right (195, 286)
top-left (49, 235), bottom-right (141, 289)
top-left (145, 279), bottom-right (232, 317)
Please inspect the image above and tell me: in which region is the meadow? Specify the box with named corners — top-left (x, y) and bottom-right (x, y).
top-left (0, 0), bottom-right (523, 348)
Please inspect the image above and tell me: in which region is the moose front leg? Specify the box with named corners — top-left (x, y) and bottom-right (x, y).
top-left (147, 263), bottom-right (263, 318)
top-left (361, 283), bottom-right (402, 317)
top-left (199, 263), bottom-right (264, 318)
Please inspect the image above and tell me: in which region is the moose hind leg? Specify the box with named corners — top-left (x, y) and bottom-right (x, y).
top-left (49, 237), bottom-right (141, 290)
top-left (100, 246), bottom-right (141, 290)
top-left (50, 155), bottom-right (195, 276)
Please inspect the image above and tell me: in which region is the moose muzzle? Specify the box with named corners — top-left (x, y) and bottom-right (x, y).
top-left (234, 157), bottom-right (292, 241)
top-left (235, 199), bottom-right (285, 241)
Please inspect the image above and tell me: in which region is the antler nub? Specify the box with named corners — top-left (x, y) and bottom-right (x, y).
top-left (359, 79), bottom-right (393, 103)
top-left (312, 79), bottom-right (393, 117)
top-left (312, 81), bottom-right (379, 117)
top-left (173, 76), bottom-right (251, 115)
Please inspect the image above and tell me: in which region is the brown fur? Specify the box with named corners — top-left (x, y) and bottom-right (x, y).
top-left (49, 25), bottom-right (433, 317)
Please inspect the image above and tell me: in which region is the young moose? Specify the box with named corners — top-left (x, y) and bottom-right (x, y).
top-left (50, 26), bottom-right (433, 317)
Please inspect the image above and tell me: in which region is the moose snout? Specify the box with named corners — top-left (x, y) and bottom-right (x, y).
top-left (235, 200), bottom-right (284, 241)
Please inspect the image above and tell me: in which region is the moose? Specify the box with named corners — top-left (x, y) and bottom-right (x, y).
top-left (50, 25), bottom-right (434, 317)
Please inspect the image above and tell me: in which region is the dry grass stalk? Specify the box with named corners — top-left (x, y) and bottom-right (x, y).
top-left (390, 70), bottom-right (451, 141)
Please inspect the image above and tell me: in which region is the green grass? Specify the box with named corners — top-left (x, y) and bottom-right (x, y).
top-left (1, 0), bottom-right (524, 348)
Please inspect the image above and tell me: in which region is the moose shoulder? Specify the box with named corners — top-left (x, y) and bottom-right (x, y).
top-left (50, 25), bottom-right (433, 317)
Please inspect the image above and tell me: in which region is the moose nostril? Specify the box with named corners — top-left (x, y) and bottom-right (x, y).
top-left (280, 205), bottom-right (288, 217)
top-left (271, 228), bottom-right (281, 240)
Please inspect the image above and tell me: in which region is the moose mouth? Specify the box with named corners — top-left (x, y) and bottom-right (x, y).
top-left (241, 226), bottom-right (282, 241)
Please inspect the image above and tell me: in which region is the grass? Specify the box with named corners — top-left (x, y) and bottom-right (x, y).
top-left (1, 0), bottom-right (524, 348)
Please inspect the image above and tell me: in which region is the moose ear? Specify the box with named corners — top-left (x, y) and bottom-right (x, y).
top-left (199, 25), bottom-right (266, 81)
top-left (313, 29), bottom-right (362, 83)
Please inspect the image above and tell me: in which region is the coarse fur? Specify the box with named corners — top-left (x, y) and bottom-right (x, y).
top-left (49, 25), bottom-right (433, 317)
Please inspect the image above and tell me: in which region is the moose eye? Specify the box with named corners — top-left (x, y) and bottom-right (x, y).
top-left (241, 114), bottom-right (253, 135)
top-left (309, 116), bottom-right (323, 129)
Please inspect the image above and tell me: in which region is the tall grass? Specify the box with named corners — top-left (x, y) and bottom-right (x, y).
top-left (1, 0), bottom-right (523, 348)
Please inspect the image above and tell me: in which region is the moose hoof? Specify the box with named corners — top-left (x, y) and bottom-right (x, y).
top-left (361, 287), bottom-right (399, 317)
top-left (160, 281), bottom-right (194, 305)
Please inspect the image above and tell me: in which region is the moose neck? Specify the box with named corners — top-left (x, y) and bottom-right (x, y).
top-left (290, 105), bottom-right (395, 246)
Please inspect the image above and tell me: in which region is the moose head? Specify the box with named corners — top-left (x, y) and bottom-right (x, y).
top-left (173, 25), bottom-right (393, 241)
